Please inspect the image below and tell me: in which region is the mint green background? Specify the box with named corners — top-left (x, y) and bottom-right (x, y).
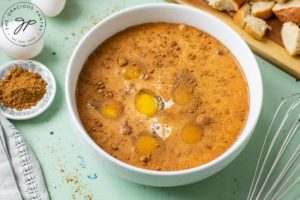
top-left (1, 0), bottom-right (300, 199)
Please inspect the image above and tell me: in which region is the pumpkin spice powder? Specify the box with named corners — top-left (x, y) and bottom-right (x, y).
top-left (0, 67), bottom-right (47, 110)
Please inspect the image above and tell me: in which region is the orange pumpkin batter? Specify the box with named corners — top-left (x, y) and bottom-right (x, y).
top-left (76, 23), bottom-right (249, 171)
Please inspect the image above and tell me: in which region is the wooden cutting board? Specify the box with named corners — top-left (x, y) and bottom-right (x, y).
top-left (169, 0), bottom-right (300, 79)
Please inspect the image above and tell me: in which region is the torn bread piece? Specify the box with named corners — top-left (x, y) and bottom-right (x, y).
top-left (250, 0), bottom-right (286, 5)
top-left (251, 1), bottom-right (275, 19)
top-left (251, 0), bottom-right (274, 2)
top-left (207, 0), bottom-right (245, 12)
top-left (244, 15), bottom-right (270, 40)
top-left (272, 0), bottom-right (300, 24)
top-left (275, 0), bottom-right (288, 4)
top-left (281, 22), bottom-right (300, 55)
top-left (233, 3), bottom-right (251, 28)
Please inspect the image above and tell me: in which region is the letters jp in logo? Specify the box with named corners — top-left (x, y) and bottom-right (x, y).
top-left (1, 2), bottom-right (46, 47)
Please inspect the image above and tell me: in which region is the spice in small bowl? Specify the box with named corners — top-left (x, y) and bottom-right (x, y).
top-left (0, 67), bottom-right (47, 110)
top-left (0, 60), bottom-right (56, 120)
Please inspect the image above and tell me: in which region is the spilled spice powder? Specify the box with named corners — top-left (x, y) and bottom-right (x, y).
top-left (0, 67), bottom-right (47, 110)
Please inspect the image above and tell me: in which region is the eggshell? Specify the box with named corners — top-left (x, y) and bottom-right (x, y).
top-left (0, 22), bottom-right (44, 59)
top-left (31, 0), bottom-right (66, 17)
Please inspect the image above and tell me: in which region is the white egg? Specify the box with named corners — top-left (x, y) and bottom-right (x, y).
top-left (31, 0), bottom-right (66, 17)
top-left (0, 22), bottom-right (44, 59)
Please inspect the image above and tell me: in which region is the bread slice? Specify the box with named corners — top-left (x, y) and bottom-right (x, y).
top-left (244, 15), bottom-right (269, 40)
top-left (250, 0), bottom-right (287, 5)
top-left (233, 3), bottom-right (251, 28)
top-left (207, 0), bottom-right (245, 11)
top-left (275, 0), bottom-right (288, 4)
top-left (251, 1), bottom-right (275, 19)
top-left (272, 0), bottom-right (300, 25)
top-left (281, 22), bottom-right (300, 55)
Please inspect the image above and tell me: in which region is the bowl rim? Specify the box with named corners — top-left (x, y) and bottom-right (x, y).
top-left (65, 3), bottom-right (263, 176)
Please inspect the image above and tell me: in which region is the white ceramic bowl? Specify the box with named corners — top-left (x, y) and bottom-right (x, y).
top-left (65, 3), bottom-right (263, 187)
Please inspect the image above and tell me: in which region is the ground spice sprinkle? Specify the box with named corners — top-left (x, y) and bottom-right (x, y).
top-left (0, 67), bottom-right (47, 110)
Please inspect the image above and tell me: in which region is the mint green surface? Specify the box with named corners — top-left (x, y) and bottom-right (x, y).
top-left (1, 0), bottom-right (300, 199)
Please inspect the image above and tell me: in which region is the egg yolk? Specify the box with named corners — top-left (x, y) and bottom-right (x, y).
top-left (123, 66), bottom-right (141, 80)
top-left (134, 91), bottom-right (158, 117)
top-left (181, 123), bottom-right (203, 144)
top-left (135, 135), bottom-right (158, 155)
top-left (99, 100), bottom-right (123, 119)
top-left (172, 87), bottom-right (193, 105)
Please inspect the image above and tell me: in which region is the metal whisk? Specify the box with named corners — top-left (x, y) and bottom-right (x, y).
top-left (247, 93), bottom-right (300, 200)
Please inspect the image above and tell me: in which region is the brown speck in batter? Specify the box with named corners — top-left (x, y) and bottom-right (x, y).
top-left (118, 58), bottom-right (128, 67)
top-left (120, 121), bottom-right (132, 135)
top-left (140, 155), bottom-right (151, 166)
